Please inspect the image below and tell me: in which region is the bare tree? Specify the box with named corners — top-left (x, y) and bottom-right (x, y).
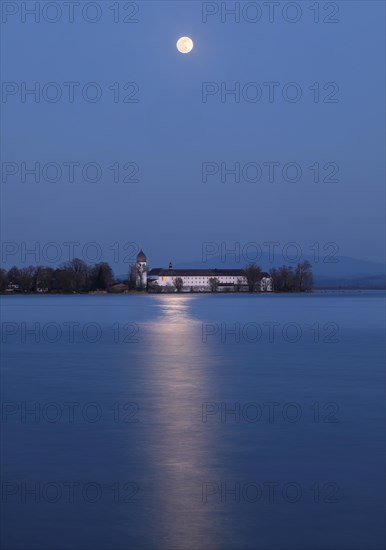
top-left (7, 266), bottom-right (21, 287)
top-left (278, 266), bottom-right (295, 292)
top-left (18, 267), bottom-right (36, 293)
top-left (295, 260), bottom-right (313, 292)
top-left (90, 262), bottom-right (114, 290)
top-left (234, 277), bottom-right (243, 292)
top-left (209, 277), bottom-right (219, 292)
top-left (63, 258), bottom-right (89, 292)
top-left (173, 277), bottom-right (184, 292)
top-left (35, 266), bottom-right (55, 292)
top-left (269, 263), bottom-right (313, 292)
top-left (244, 264), bottom-right (262, 292)
top-left (0, 268), bottom-right (7, 292)
top-left (132, 263), bottom-right (146, 290)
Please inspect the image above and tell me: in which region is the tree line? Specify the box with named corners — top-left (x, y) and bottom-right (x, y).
top-left (0, 259), bottom-right (313, 294)
top-left (269, 262), bottom-right (313, 292)
top-left (0, 259), bottom-right (114, 293)
top-left (246, 261), bottom-right (313, 292)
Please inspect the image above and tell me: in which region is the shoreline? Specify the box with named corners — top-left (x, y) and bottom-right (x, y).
top-left (1, 288), bottom-right (385, 297)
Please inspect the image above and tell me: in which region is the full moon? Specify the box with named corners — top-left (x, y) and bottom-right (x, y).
top-left (176, 36), bottom-right (193, 54)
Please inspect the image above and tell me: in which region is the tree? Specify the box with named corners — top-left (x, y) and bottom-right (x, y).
top-left (0, 268), bottom-right (7, 292)
top-left (277, 266), bottom-right (294, 292)
top-left (61, 258), bottom-right (89, 292)
top-left (270, 265), bottom-right (297, 292)
top-left (269, 268), bottom-right (278, 292)
top-left (90, 262), bottom-right (114, 290)
top-left (18, 267), bottom-right (36, 292)
top-left (295, 260), bottom-right (313, 292)
top-left (234, 277), bottom-right (243, 292)
top-left (244, 264), bottom-right (262, 292)
top-left (55, 267), bottom-right (73, 293)
top-left (209, 277), bottom-right (219, 292)
top-left (35, 266), bottom-right (56, 292)
top-left (132, 263), bottom-right (146, 290)
top-left (127, 265), bottom-right (136, 290)
top-left (7, 266), bottom-right (21, 286)
top-left (173, 277), bottom-right (184, 292)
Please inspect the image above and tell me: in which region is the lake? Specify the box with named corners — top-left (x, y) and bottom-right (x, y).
top-left (1, 292), bottom-right (385, 550)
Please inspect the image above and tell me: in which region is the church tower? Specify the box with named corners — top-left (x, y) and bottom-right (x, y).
top-left (135, 250), bottom-right (147, 289)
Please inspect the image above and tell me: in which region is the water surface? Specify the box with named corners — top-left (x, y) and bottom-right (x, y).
top-left (1, 292), bottom-right (385, 549)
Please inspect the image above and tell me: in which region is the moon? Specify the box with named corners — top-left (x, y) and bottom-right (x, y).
top-left (176, 36), bottom-right (194, 54)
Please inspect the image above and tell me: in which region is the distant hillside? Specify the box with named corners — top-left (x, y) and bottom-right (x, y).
top-left (313, 275), bottom-right (386, 289)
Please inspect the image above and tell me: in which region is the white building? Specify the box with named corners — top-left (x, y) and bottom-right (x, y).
top-left (133, 251), bottom-right (273, 292)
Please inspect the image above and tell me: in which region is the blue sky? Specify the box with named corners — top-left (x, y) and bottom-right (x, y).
top-left (1, 0), bottom-right (385, 271)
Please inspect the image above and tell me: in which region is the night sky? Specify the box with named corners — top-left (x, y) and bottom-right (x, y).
top-left (1, 1), bottom-right (385, 271)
